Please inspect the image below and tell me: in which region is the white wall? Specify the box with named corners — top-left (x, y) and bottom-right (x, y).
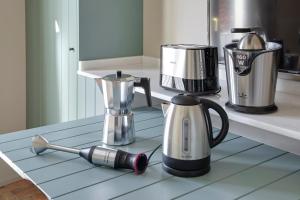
top-left (0, 0), bottom-right (25, 186)
top-left (143, 0), bottom-right (162, 58)
top-left (0, 0), bottom-right (26, 133)
top-left (143, 0), bottom-right (209, 58)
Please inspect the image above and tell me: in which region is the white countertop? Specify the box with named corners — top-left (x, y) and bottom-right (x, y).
top-left (78, 65), bottom-right (300, 142)
top-left (78, 56), bottom-right (300, 155)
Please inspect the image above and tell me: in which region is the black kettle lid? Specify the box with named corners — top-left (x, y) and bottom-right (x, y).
top-left (171, 94), bottom-right (199, 106)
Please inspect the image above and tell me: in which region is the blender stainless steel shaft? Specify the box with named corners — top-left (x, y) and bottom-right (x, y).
top-left (31, 135), bottom-right (148, 174)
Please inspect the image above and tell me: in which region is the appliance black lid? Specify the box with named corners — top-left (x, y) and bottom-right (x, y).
top-left (171, 94), bottom-right (199, 106)
top-left (102, 70), bottom-right (135, 82)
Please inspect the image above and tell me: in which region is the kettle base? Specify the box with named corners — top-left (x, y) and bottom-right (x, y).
top-left (162, 163), bottom-right (210, 177)
top-left (162, 155), bottom-right (210, 177)
top-left (225, 102), bottom-right (278, 114)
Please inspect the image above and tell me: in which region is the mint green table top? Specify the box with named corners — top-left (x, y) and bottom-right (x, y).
top-left (0, 107), bottom-right (300, 200)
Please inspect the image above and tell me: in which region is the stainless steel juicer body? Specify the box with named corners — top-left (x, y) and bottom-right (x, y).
top-left (224, 33), bottom-right (282, 114)
top-left (96, 71), bottom-right (151, 146)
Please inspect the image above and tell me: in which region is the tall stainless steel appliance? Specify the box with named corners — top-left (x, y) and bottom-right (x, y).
top-left (210, 0), bottom-right (300, 74)
top-left (96, 71), bottom-right (152, 146)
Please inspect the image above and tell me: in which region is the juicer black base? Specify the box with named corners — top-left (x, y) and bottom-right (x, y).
top-left (225, 102), bottom-right (278, 114)
top-left (162, 155), bottom-right (210, 177)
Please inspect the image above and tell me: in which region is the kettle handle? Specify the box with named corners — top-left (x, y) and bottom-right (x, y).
top-left (200, 99), bottom-right (229, 148)
top-left (134, 78), bottom-right (152, 107)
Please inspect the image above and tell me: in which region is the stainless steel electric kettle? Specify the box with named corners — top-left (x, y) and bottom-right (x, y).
top-left (161, 94), bottom-right (229, 177)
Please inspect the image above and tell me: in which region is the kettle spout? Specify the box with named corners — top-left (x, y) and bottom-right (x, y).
top-left (161, 102), bottom-right (170, 117)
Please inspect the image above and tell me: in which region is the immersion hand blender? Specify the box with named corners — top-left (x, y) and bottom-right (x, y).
top-left (31, 135), bottom-right (149, 174)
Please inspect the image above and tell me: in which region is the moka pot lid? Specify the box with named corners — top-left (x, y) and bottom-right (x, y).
top-left (102, 71), bottom-right (135, 82)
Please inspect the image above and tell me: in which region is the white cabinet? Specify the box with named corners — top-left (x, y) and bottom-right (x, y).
top-left (26, 0), bottom-right (79, 128)
top-left (27, 0), bottom-right (144, 126)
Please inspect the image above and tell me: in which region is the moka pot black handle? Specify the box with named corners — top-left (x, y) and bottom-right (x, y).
top-left (200, 99), bottom-right (229, 148)
top-left (134, 78), bottom-right (152, 107)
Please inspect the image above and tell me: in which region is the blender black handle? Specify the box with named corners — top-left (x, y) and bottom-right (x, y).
top-left (134, 78), bottom-right (152, 107)
top-left (200, 99), bottom-right (229, 148)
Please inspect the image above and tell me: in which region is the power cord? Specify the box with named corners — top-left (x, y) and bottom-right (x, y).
top-left (147, 144), bottom-right (162, 162)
